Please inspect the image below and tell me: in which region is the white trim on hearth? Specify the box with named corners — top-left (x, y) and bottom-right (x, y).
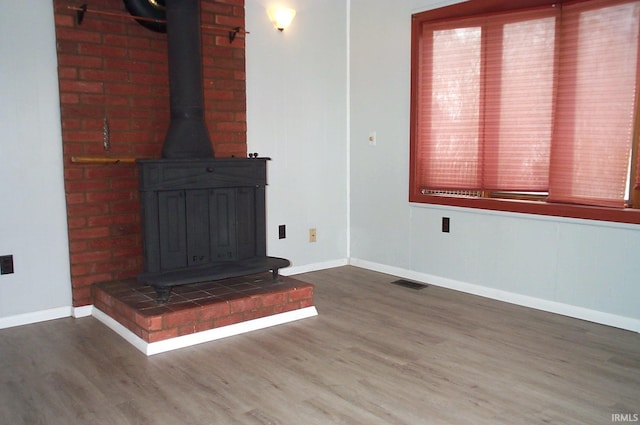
top-left (92, 306), bottom-right (319, 356)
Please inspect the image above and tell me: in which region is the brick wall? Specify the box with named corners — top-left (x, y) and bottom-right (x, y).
top-left (53, 0), bottom-right (247, 306)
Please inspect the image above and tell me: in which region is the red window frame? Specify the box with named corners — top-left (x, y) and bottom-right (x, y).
top-left (409, 0), bottom-right (640, 225)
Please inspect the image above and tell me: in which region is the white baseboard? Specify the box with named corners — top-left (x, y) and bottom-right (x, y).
top-left (281, 258), bottom-right (349, 276)
top-left (0, 306), bottom-right (72, 330)
top-left (349, 258), bottom-right (640, 333)
top-left (7, 256), bottom-right (636, 337)
top-left (73, 305), bottom-right (93, 318)
top-left (92, 306), bottom-right (319, 356)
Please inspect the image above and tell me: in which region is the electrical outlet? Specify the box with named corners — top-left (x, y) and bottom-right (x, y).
top-left (442, 217), bottom-right (450, 233)
top-left (309, 228), bottom-right (317, 243)
top-left (0, 255), bottom-right (14, 275)
top-left (278, 224), bottom-right (286, 239)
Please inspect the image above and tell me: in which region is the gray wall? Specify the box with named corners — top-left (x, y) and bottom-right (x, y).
top-left (246, 0), bottom-right (349, 272)
top-left (0, 0), bottom-right (72, 323)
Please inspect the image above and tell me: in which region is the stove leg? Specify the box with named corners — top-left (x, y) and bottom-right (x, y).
top-left (154, 286), bottom-right (172, 304)
top-left (271, 268), bottom-right (280, 281)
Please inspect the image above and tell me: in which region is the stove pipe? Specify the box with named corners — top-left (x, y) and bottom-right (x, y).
top-left (162, 0), bottom-right (213, 159)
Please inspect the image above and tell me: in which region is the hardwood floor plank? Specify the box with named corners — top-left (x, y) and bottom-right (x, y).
top-left (0, 266), bottom-right (638, 424)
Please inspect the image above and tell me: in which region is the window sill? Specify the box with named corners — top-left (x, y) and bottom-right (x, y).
top-left (409, 194), bottom-right (640, 225)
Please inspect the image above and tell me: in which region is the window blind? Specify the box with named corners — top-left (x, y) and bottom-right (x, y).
top-left (548, 0), bottom-right (640, 207)
top-left (414, 0), bottom-right (640, 208)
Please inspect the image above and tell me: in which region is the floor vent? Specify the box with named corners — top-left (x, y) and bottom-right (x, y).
top-left (391, 279), bottom-right (428, 290)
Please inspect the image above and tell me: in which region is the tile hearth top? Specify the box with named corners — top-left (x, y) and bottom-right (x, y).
top-left (94, 272), bottom-right (309, 317)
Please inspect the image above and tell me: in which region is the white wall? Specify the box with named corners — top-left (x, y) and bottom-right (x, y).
top-left (246, 0), bottom-right (349, 272)
top-left (348, 0), bottom-right (640, 331)
top-left (0, 0), bottom-right (73, 324)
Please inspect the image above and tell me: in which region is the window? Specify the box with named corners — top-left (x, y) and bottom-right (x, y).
top-left (410, 0), bottom-right (640, 224)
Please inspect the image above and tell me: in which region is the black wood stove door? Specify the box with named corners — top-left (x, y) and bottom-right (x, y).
top-left (156, 185), bottom-right (257, 271)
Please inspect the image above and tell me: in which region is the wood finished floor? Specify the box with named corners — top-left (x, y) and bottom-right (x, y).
top-left (1, 266), bottom-right (638, 425)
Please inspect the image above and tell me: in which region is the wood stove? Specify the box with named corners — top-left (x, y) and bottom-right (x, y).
top-left (137, 157), bottom-right (289, 303)
top-left (131, 0), bottom-right (289, 302)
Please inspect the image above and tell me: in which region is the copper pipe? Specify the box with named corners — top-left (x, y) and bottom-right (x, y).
top-left (71, 156), bottom-right (140, 164)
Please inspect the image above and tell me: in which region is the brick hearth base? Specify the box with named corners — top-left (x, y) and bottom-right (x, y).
top-left (92, 272), bottom-right (314, 344)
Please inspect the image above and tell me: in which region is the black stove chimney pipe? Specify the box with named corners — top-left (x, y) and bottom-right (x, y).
top-left (162, 0), bottom-right (214, 159)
